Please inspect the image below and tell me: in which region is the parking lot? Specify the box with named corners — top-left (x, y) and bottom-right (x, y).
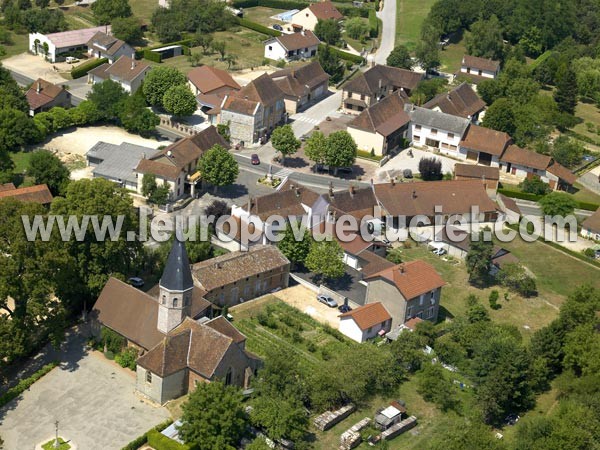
top-left (273, 285), bottom-right (343, 327)
top-left (0, 340), bottom-right (170, 450)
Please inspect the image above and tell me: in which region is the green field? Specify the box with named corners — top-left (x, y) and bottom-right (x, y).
top-left (573, 101), bottom-right (600, 145)
top-left (244, 6), bottom-right (285, 28)
top-left (129, 0), bottom-right (159, 24)
top-left (439, 39), bottom-right (466, 73)
top-left (395, 0), bottom-right (436, 50)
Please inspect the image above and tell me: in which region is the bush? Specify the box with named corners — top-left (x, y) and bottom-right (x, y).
top-left (143, 49), bottom-right (162, 63)
top-left (71, 57), bottom-right (108, 79)
top-left (115, 347), bottom-right (138, 370)
top-left (519, 176), bottom-right (550, 195)
top-left (488, 290), bottom-right (500, 310)
top-left (0, 362), bottom-right (59, 407)
top-left (368, 9), bottom-right (378, 38)
top-left (235, 17), bottom-right (281, 37)
top-left (147, 429), bottom-right (192, 450)
top-left (101, 326), bottom-right (126, 354)
top-left (233, 0), bottom-right (308, 9)
top-left (497, 263), bottom-right (537, 297)
top-left (418, 157), bottom-right (443, 180)
top-left (319, 43), bottom-right (365, 64)
top-left (497, 188), bottom-right (544, 202)
top-left (120, 419), bottom-right (174, 450)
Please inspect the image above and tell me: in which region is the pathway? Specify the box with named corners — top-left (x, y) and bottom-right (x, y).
top-left (373, 0), bottom-right (397, 64)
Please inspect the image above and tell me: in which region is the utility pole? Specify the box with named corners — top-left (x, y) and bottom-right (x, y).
top-left (53, 420), bottom-right (59, 448)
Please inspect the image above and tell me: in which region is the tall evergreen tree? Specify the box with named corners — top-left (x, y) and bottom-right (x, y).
top-left (554, 64), bottom-right (578, 115)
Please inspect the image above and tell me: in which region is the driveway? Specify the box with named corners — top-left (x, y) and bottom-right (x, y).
top-left (0, 340), bottom-right (170, 450)
top-left (273, 285), bottom-right (342, 327)
top-left (375, 147), bottom-right (459, 181)
top-left (373, 0), bottom-right (397, 64)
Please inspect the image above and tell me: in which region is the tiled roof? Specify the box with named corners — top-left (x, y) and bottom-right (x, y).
top-left (135, 158), bottom-right (181, 180)
top-left (366, 260), bottom-right (445, 300)
top-left (358, 251), bottom-right (395, 278)
top-left (0, 183), bottom-right (15, 192)
top-left (0, 184), bottom-right (53, 204)
top-left (460, 124), bottom-right (511, 156)
top-left (338, 233), bottom-right (373, 256)
top-left (248, 182), bottom-right (320, 220)
top-left (187, 65), bottom-right (241, 94)
top-left (583, 208), bottom-right (600, 234)
top-left (407, 105), bottom-right (471, 136)
top-left (42, 25), bottom-right (111, 48)
top-left (339, 302), bottom-right (391, 331)
top-left (223, 73), bottom-right (284, 114)
top-left (308, 1), bottom-right (343, 20)
top-left (342, 65), bottom-right (423, 96)
top-left (423, 83), bottom-right (485, 118)
top-left (102, 56), bottom-right (150, 82)
top-left (92, 277), bottom-right (165, 351)
top-left (498, 194), bottom-right (520, 215)
top-left (193, 245), bottom-right (289, 291)
top-left (205, 316), bottom-right (246, 344)
top-left (327, 186), bottom-right (379, 218)
top-left (272, 30), bottom-right (320, 52)
top-left (546, 162), bottom-right (577, 185)
top-left (26, 78), bottom-right (67, 110)
top-left (160, 239), bottom-right (194, 292)
top-left (374, 179), bottom-right (498, 217)
top-left (461, 55), bottom-right (500, 72)
top-left (348, 91), bottom-right (410, 136)
top-left (403, 317), bottom-right (423, 331)
top-left (87, 31), bottom-right (127, 56)
top-left (454, 163), bottom-right (499, 180)
top-left (270, 61), bottom-right (329, 93)
top-left (500, 145), bottom-right (552, 171)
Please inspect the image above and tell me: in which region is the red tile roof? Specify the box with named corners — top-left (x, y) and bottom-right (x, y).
top-left (583, 208), bottom-right (600, 234)
top-left (546, 161), bottom-right (577, 185)
top-left (348, 91), bottom-right (410, 136)
top-left (403, 317), bottom-right (423, 331)
top-left (460, 124), bottom-right (512, 156)
top-left (454, 163), bottom-right (499, 180)
top-left (26, 78), bottom-right (67, 110)
top-left (308, 1), bottom-right (343, 20)
top-left (423, 83), bottom-right (485, 119)
top-left (0, 184), bottom-right (53, 204)
top-left (274, 30), bottom-right (320, 51)
top-left (461, 55), bottom-right (500, 72)
top-left (339, 302), bottom-right (391, 331)
top-left (187, 65), bottom-right (241, 94)
top-left (500, 145), bottom-right (552, 170)
top-left (365, 260), bottom-right (445, 300)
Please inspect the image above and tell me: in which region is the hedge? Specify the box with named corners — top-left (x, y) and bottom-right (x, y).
top-left (368, 9), bottom-right (378, 38)
top-left (136, 39), bottom-right (195, 59)
top-left (497, 188), bottom-right (599, 211)
top-left (319, 43), bottom-right (365, 64)
top-left (337, 4), bottom-right (369, 17)
top-left (530, 50), bottom-right (553, 70)
top-left (120, 419), bottom-right (174, 450)
top-left (147, 429), bottom-right (193, 450)
top-left (0, 361), bottom-right (59, 407)
top-left (71, 57), bottom-right (108, 79)
top-left (233, 0), bottom-right (308, 8)
top-left (235, 17), bottom-right (281, 37)
top-left (144, 49), bottom-right (162, 63)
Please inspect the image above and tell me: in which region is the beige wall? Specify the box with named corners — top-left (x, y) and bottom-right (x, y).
top-left (136, 366), bottom-right (187, 404)
top-left (347, 127), bottom-right (385, 155)
top-left (365, 279), bottom-right (407, 328)
top-left (291, 8), bottom-right (319, 31)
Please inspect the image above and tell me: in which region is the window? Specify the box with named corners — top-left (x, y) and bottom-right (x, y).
top-left (447, 132), bottom-right (454, 139)
top-left (146, 371), bottom-right (152, 383)
top-left (478, 70), bottom-right (482, 76)
top-left (415, 124), bottom-right (421, 130)
top-left (173, 298), bottom-right (178, 307)
top-left (161, 295), bottom-right (166, 305)
top-left (426, 306), bottom-right (435, 319)
top-left (360, 94), bottom-right (365, 100)
top-left (419, 294), bottom-right (424, 306)
top-left (348, 92), bottom-right (353, 98)
top-left (413, 135), bottom-right (421, 141)
top-left (225, 367), bottom-right (233, 385)
top-left (431, 128), bottom-right (438, 135)
top-left (268, 45), bottom-right (272, 51)
top-left (406, 306), bottom-right (413, 318)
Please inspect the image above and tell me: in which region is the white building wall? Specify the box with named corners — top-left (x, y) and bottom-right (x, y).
top-left (339, 318), bottom-right (365, 343)
top-left (409, 123), bottom-right (463, 154)
top-left (460, 66), bottom-right (497, 79)
top-left (264, 41), bottom-right (288, 61)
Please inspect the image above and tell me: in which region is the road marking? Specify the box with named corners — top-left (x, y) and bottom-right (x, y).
top-left (292, 115), bottom-right (321, 126)
top-left (274, 168), bottom-right (294, 178)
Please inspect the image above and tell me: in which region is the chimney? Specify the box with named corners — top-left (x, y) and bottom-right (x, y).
top-left (247, 196), bottom-right (251, 211)
top-left (399, 265), bottom-right (405, 274)
top-left (290, 183), bottom-right (295, 190)
top-left (141, 152), bottom-right (146, 159)
top-left (301, 30), bottom-right (305, 36)
top-left (412, 190), bottom-right (417, 199)
top-left (36, 81), bottom-right (41, 94)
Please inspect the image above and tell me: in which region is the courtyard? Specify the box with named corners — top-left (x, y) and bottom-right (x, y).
top-left (0, 337), bottom-right (170, 450)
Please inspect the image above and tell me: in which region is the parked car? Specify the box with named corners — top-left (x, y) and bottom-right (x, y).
top-left (317, 294), bottom-right (338, 308)
top-left (432, 247), bottom-right (446, 256)
top-left (127, 277), bottom-right (144, 288)
top-left (272, 24), bottom-right (283, 31)
top-left (250, 153), bottom-right (260, 165)
top-left (65, 56), bottom-right (79, 64)
top-left (504, 414), bottom-right (520, 426)
top-left (403, 168), bottom-right (413, 178)
top-left (338, 304), bottom-right (352, 313)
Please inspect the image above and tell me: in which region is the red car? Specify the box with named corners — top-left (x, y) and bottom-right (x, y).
top-left (251, 154), bottom-right (260, 165)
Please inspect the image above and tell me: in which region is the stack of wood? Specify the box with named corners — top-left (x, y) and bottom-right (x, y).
top-left (313, 404), bottom-right (356, 431)
top-left (339, 417), bottom-right (371, 450)
top-left (380, 416), bottom-right (418, 440)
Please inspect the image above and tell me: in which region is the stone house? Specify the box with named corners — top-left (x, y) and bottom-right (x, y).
top-left (406, 105), bottom-right (470, 155)
top-left (86, 31), bottom-right (134, 63)
top-left (88, 55), bottom-right (151, 93)
top-left (92, 239), bottom-right (261, 404)
top-left (423, 82), bottom-right (486, 122)
top-left (0, 183), bottom-right (53, 204)
top-left (364, 260), bottom-right (445, 326)
top-left (338, 302), bottom-right (392, 343)
top-left (187, 65), bottom-right (241, 123)
top-left (134, 126), bottom-right (228, 200)
top-left (264, 30), bottom-right (320, 62)
top-left (459, 55), bottom-right (501, 82)
top-left (270, 61), bottom-right (329, 113)
top-left (25, 78), bottom-right (71, 116)
top-left (290, 1), bottom-right (343, 31)
top-left (346, 90), bottom-right (410, 156)
top-left (220, 74), bottom-right (286, 145)
top-left (192, 245), bottom-right (290, 308)
top-left (341, 65), bottom-right (423, 114)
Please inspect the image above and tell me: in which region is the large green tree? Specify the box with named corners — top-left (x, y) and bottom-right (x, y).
top-left (386, 44), bottom-right (413, 69)
top-left (163, 84), bottom-right (197, 117)
top-left (317, 44), bottom-right (344, 83)
top-left (0, 108), bottom-right (40, 159)
top-left (111, 16), bottom-right (143, 43)
top-left (197, 144), bottom-right (239, 193)
top-left (314, 19), bottom-right (341, 45)
top-left (277, 225), bottom-right (312, 267)
top-left (303, 130), bottom-right (327, 167)
top-left (142, 66), bottom-right (187, 107)
top-left (27, 150), bottom-right (70, 196)
top-left (271, 124), bottom-right (300, 165)
top-left (305, 239), bottom-right (345, 281)
top-left (178, 381), bottom-right (248, 450)
top-left (465, 14), bottom-right (504, 60)
top-left (91, 0), bottom-right (132, 25)
top-left (465, 230), bottom-right (493, 286)
top-left (482, 98), bottom-right (516, 136)
top-left (324, 130), bottom-right (357, 174)
top-left (86, 80), bottom-right (127, 121)
top-left (539, 192), bottom-right (577, 216)
top-left (119, 89), bottom-right (159, 136)
top-left (554, 64), bottom-right (578, 115)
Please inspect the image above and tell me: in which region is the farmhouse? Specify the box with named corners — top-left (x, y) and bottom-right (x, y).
top-left (87, 55), bottom-right (151, 93)
top-left (423, 82), bottom-right (486, 121)
top-left (290, 1), bottom-right (343, 31)
top-left (339, 302), bottom-right (392, 343)
top-left (459, 123), bottom-right (512, 166)
top-left (264, 30), bottom-right (320, 62)
top-left (459, 54), bottom-right (501, 82)
top-left (270, 61), bottom-right (330, 113)
top-left (25, 78), bottom-right (71, 116)
top-left (29, 25), bottom-right (111, 62)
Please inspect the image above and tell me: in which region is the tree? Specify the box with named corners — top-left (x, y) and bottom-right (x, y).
top-left (91, 0), bottom-right (132, 25)
top-left (418, 157), bottom-right (442, 180)
top-left (197, 144), bottom-right (239, 193)
top-left (178, 381), bottom-right (248, 450)
top-left (194, 33), bottom-right (213, 54)
top-left (86, 80), bottom-right (127, 121)
top-left (477, 79), bottom-right (503, 105)
top-left (28, 150), bottom-right (70, 196)
top-left (520, 176), bottom-right (550, 195)
top-left (304, 130), bottom-right (327, 166)
top-left (205, 200), bottom-right (230, 224)
top-left (324, 130), bottom-right (357, 174)
top-left (271, 124), bottom-right (300, 165)
top-left (162, 84), bottom-right (197, 117)
top-left (465, 231), bottom-right (493, 286)
top-left (143, 66), bottom-right (187, 107)
top-left (68, 100), bottom-right (101, 126)
top-left (387, 45), bottom-right (413, 69)
top-left (224, 53), bottom-right (237, 70)
top-left (551, 136), bottom-right (583, 168)
top-left (410, 78), bottom-right (448, 105)
top-left (151, 7), bottom-right (183, 42)
top-left (0, 109), bottom-right (40, 163)
top-left (119, 89), bottom-right (159, 135)
top-left (465, 15), bottom-right (504, 61)
top-left (554, 64), bottom-right (578, 115)
top-left (417, 363), bottom-right (457, 411)
top-left (539, 192), bottom-right (577, 216)
top-left (415, 20), bottom-right (440, 71)
top-left (314, 19), bottom-right (341, 45)
top-left (34, 0), bottom-right (49, 7)
top-left (211, 40), bottom-right (226, 60)
top-left (497, 263), bottom-right (537, 297)
top-left (482, 98), bottom-right (516, 136)
top-left (277, 225), bottom-right (312, 267)
top-left (345, 17), bottom-right (369, 40)
top-left (141, 173), bottom-right (158, 198)
top-left (111, 16), bottom-right (143, 43)
top-left (305, 239), bottom-right (345, 281)
top-left (317, 44), bottom-right (344, 83)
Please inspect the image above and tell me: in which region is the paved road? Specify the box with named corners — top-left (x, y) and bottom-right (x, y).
top-left (515, 199), bottom-right (593, 219)
top-left (374, 0), bottom-right (397, 64)
top-left (8, 67), bottom-right (88, 105)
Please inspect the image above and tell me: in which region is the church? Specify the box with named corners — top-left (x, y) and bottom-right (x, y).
top-left (91, 240), bottom-right (265, 404)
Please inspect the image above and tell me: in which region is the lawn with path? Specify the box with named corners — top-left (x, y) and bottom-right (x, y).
top-left (394, 0), bottom-right (436, 50)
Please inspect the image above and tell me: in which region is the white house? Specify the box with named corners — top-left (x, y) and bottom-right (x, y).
top-left (406, 105), bottom-right (470, 156)
top-left (459, 55), bottom-right (500, 81)
top-left (86, 31), bottom-right (134, 63)
top-left (290, 1), bottom-right (343, 32)
top-left (581, 208), bottom-right (600, 240)
top-left (338, 302), bottom-right (392, 343)
top-left (29, 26), bottom-right (111, 63)
top-left (87, 55), bottom-right (151, 93)
top-left (264, 30), bottom-right (320, 62)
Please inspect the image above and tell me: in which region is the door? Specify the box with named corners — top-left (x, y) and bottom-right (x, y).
top-left (466, 150), bottom-right (478, 161)
top-left (478, 152), bottom-right (492, 166)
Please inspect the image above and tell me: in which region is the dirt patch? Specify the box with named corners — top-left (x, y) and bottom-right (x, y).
top-left (273, 285), bottom-right (341, 327)
top-left (2, 53), bottom-right (68, 84)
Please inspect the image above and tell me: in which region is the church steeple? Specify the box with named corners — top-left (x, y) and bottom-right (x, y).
top-left (157, 238), bottom-right (194, 334)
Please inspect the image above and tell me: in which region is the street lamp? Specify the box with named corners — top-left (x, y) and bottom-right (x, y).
top-left (53, 420), bottom-right (60, 448)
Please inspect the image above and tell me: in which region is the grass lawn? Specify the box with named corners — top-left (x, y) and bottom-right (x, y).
top-left (243, 6), bottom-right (286, 28)
top-left (572, 182), bottom-right (600, 205)
top-left (154, 28), bottom-right (267, 74)
top-left (573, 101), bottom-right (600, 144)
top-left (10, 151), bottom-right (32, 173)
top-left (1, 32), bottom-right (29, 60)
top-left (439, 38), bottom-right (465, 74)
top-left (395, 0), bottom-right (436, 50)
top-left (129, 0), bottom-right (160, 24)
top-left (42, 438), bottom-right (71, 450)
